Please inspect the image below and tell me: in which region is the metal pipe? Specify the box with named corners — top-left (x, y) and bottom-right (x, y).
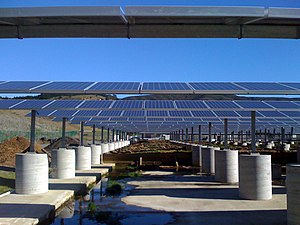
top-left (107, 128), bottom-right (110, 142)
top-left (191, 127), bottom-right (194, 143)
top-left (29, 110), bottom-right (36, 153)
top-left (224, 118), bottom-right (228, 149)
top-left (198, 125), bottom-right (202, 145)
top-left (61, 117), bottom-right (67, 148)
top-left (92, 124), bottom-right (96, 145)
top-left (251, 111), bottom-right (256, 153)
top-left (101, 126), bottom-right (104, 143)
top-left (185, 128), bottom-right (188, 143)
top-left (80, 121), bottom-right (84, 146)
top-left (112, 129), bottom-right (115, 142)
top-left (208, 122), bottom-right (212, 144)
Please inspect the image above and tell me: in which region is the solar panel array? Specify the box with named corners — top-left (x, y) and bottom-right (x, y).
top-left (1, 81), bottom-right (300, 94)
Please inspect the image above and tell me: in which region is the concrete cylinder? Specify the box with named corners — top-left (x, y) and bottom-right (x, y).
top-left (192, 145), bottom-right (201, 167)
top-left (101, 143), bottom-right (109, 154)
top-left (108, 143), bottom-right (115, 151)
top-left (272, 164), bottom-right (282, 180)
top-left (75, 146), bottom-right (91, 170)
top-left (91, 145), bottom-right (102, 165)
top-left (52, 148), bottom-right (75, 179)
top-left (284, 143), bottom-right (290, 151)
top-left (215, 149), bottom-right (239, 183)
top-left (15, 153), bottom-right (48, 194)
top-left (287, 164), bottom-right (300, 225)
top-left (202, 147), bottom-right (215, 174)
top-left (239, 154), bottom-right (272, 200)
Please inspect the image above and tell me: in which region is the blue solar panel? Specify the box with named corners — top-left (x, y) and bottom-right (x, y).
top-left (281, 83), bottom-right (300, 90)
top-left (99, 110), bottom-right (123, 117)
top-left (165, 118), bottom-right (183, 121)
top-left (0, 99), bottom-right (24, 109)
top-left (280, 111), bottom-right (300, 117)
top-left (0, 81), bottom-right (48, 91)
top-left (145, 100), bottom-right (174, 109)
top-left (77, 100), bottom-right (113, 109)
top-left (12, 100), bottom-right (53, 109)
top-left (205, 101), bottom-right (240, 108)
top-left (87, 82), bottom-right (140, 92)
top-left (235, 82), bottom-right (293, 91)
top-left (213, 111), bottom-right (240, 117)
top-left (123, 110), bottom-right (145, 117)
top-left (258, 111), bottom-right (286, 117)
top-left (189, 82), bottom-right (242, 90)
top-left (191, 111), bottom-right (215, 117)
top-left (110, 117), bottom-right (128, 121)
top-left (27, 110), bottom-right (55, 117)
top-left (45, 100), bottom-right (82, 109)
top-left (236, 111), bottom-right (264, 117)
top-left (90, 117), bottom-right (110, 122)
top-left (32, 82), bottom-right (94, 92)
top-left (51, 110), bottom-right (78, 117)
top-left (147, 110), bottom-right (168, 117)
top-left (234, 101), bottom-right (272, 109)
top-left (142, 82), bottom-right (191, 91)
top-left (74, 110), bottom-right (100, 117)
top-left (175, 100), bottom-right (207, 108)
top-left (265, 101), bottom-right (300, 109)
top-left (129, 117), bottom-right (146, 121)
top-left (112, 100), bottom-right (143, 109)
top-left (169, 110), bottom-right (192, 117)
top-left (70, 117), bottom-right (92, 121)
top-left (147, 118), bottom-right (164, 121)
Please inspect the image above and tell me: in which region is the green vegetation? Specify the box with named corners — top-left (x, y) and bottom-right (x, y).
top-left (0, 170), bottom-right (15, 194)
top-left (105, 180), bottom-right (123, 196)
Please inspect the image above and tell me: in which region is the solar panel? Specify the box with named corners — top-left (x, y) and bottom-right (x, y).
top-left (111, 100), bottom-right (143, 109)
top-left (234, 101), bottom-right (272, 109)
top-left (189, 82), bottom-right (242, 90)
top-left (110, 117), bottom-right (128, 121)
top-left (90, 117), bottom-right (110, 122)
top-left (87, 82), bottom-right (140, 93)
top-left (280, 111), bottom-right (300, 117)
top-left (191, 111), bottom-right (215, 117)
top-left (123, 110), bottom-right (145, 117)
top-left (265, 101), bottom-right (300, 109)
top-left (147, 110), bottom-right (168, 117)
top-left (236, 111), bottom-right (264, 117)
top-left (51, 110), bottom-right (78, 117)
top-left (0, 99), bottom-right (24, 109)
top-left (142, 82), bottom-right (192, 92)
top-left (77, 100), bottom-right (113, 109)
top-left (12, 100), bottom-right (53, 109)
top-left (147, 118), bottom-right (165, 121)
top-left (44, 100), bottom-right (82, 109)
top-left (74, 110), bottom-right (100, 117)
top-left (128, 117), bottom-right (146, 121)
top-left (32, 81), bottom-right (94, 92)
top-left (205, 101), bottom-right (240, 108)
top-left (0, 81), bottom-right (48, 92)
top-left (281, 83), bottom-right (300, 90)
top-left (258, 111), bottom-right (286, 117)
top-left (169, 110), bottom-right (192, 117)
top-left (98, 110), bottom-right (123, 117)
top-left (165, 118), bottom-right (183, 121)
top-left (213, 111), bottom-right (240, 117)
top-left (27, 110), bottom-right (55, 117)
top-left (175, 100), bottom-right (207, 108)
top-left (145, 100), bottom-right (174, 109)
top-left (70, 117), bottom-right (92, 122)
top-left (235, 82), bottom-right (293, 91)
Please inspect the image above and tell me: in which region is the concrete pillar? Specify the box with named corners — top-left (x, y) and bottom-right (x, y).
top-left (208, 122), bottom-right (212, 143)
top-left (101, 143), bottom-right (109, 154)
top-left (202, 147), bottom-right (216, 174)
top-left (51, 148), bottom-right (75, 179)
top-left (61, 117), bottom-right (67, 148)
top-left (239, 154), bottom-right (272, 200)
top-left (91, 145), bottom-right (102, 165)
top-left (108, 142), bottom-right (115, 151)
top-left (80, 121), bottom-right (84, 146)
top-left (224, 118), bottom-right (228, 149)
top-left (287, 164), bottom-right (300, 225)
top-left (75, 146), bottom-right (91, 170)
top-left (192, 145), bottom-right (201, 167)
top-left (215, 149), bottom-right (238, 183)
top-left (15, 153), bottom-right (48, 194)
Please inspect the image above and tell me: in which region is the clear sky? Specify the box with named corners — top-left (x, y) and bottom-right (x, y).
top-left (0, 0), bottom-right (299, 83)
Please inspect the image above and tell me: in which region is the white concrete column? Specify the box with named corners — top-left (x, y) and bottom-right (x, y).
top-left (75, 146), bottom-right (91, 170)
top-left (215, 149), bottom-right (239, 183)
top-left (52, 148), bottom-right (75, 179)
top-left (15, 153), bottom-right (48, 194)
top-left (108, 142), bottom-right (115, 151)
top-left (239, 154), bottom-right (272, 200)
top-left (91, 145), bottom-right (102, 165)
top-left (101, 143), bottom-right (109, 154)
top-left (287, 164), bottom-right (300, 225)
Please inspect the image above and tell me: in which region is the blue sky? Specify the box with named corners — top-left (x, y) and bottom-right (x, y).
top-left (0, 0), bottom-right (299, 83)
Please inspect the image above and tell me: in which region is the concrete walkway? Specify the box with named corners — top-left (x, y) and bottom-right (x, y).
top-left (122, 171), bottom-right (287, 225)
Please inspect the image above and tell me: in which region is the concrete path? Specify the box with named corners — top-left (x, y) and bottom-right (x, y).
top-left (0, 190), bottom-right (73, 225)
top-left (122, 171), bottom-right (287, 225)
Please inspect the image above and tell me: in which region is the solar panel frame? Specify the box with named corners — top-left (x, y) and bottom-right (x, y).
top-left (169, 110), bottom-right (192, 117)
top-left (73, 110), bottom-right (100, 117)
top-left (12, 100), bottom-right (53, 109)
top-left (235, 82), bottom-right (295, 92)
top-left (280, 111), bottom-right (300, 117)
top-left (51, 110), bottom-right (78, 117)
top-left (205, 101), bottom-right (240, 109)
top-left (0, 81), bottom-right (49, 93)
top-left (146, 110), bottom-right (169, 117)
top-left (98, 110), bottom-right (123, 117)
top-left (77, 100), bottom-right (113, 109)
top-left (264, 101), bottom-right (300, 109)
top-left (189, 82), bottom-right (244, 94)
top-left (191, 111), bottom-right (216, 117)
top-left (0, 99), bottom-right (24, 109)
top-left (31, 81), bottom-right (94, 93)
top-left (122, 110), bottom-right (145, 117)
top-left (142, 82), bottom-right (193, 94)
top-left (175, 100), bottom-right (207, 109)
top-left (257, 111), bottom-right (287, 117)
top-left (144, 100), bottom-right (175, 109)
top-left (111, 100), bottom-right (144, 109)
top-left (234, 101), bottom-right (272, 109)
top-left (213, 111), bottom-right (240, 117)
top-left (44, 100), bottom-right (82, 109)
top-left (86, 82), bottom-right (141, 94)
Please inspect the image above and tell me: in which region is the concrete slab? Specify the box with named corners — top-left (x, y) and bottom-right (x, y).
top-left (122, 171), bottom-right (287, 225)
top-left (49, 176), bottom-right (96, 195)
top-left (76, 168), bottom-right (109, 181)
top-left (0, 190), bottom-right (73, 225)
top-left (92, 163), bottom-right (115, 171)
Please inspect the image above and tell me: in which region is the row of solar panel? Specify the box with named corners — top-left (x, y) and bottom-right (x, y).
top-left (1, 99), bottom-right (300, 110)
top-left (34, 109), bottom-right (300, 118)
top-left (0, 81), bottom-right (300, 93)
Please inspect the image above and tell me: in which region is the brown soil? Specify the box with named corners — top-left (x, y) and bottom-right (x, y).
top-left (0, 136), bottom-right (44, 168)
top-left (44, 136), bottom-right (80, 153)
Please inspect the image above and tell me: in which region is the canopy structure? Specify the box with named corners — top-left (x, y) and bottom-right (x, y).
top-left (0, 81), bottom-right (300, 95)
top-left (0, 6), bottom-right (300, 39)
top-left (0, 99), bottom-right (299, 133)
